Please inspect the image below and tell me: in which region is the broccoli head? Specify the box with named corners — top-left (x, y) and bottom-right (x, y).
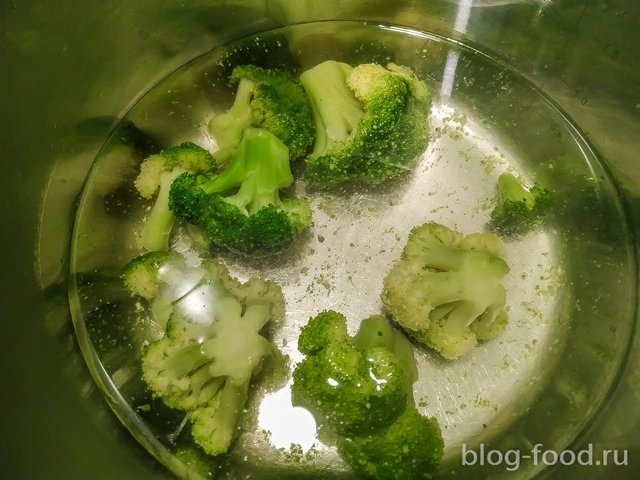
top-left (121, 250), bottom-right (204, 331)
top-left (337, 407), bottom-right (443, 480)
top-left (299, 60), bottom-right (431, 187)
top-left (141, 258), bottom-right (285, 456)
top-left (489, 171), bottom-right (553, 236)
top-left (169, 127), bottom-right (312, 254)
top-left (133, 142), bottom-right (218, 251)
top-left (292, 311), bottom-right (416, 436)
top-left (122, 251), bottom-right (181, 300)
top-left (209, 65), bottom-right (315, 161)
top-left (382, 222), bottom-right (510, 360)
top-left (296, 309), bottom-right (349, 355)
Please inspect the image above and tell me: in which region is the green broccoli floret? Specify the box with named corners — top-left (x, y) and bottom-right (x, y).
top-left (121, 250), bottom-right (203, 331)
top-left (292, 311), bottom-right (444, 478)
top-left (169, 127), bottom-right (312, 254)
top-left (299, 60), bottom-right (431, 187)
top-left (296, 309), bottom-right (349, 355)
top-left (292, 311), bottom-right (415, 436)
top-left (134, 142), bottom-right (218, 251)
top-left (209, 65), bottom-right (315, 161)
top-left (337, 408), bottom-right (443, 480)
top-left (489, 171), bottom-right (553, 236)
top-left (382, 222), bottom-right (510, 360)
top-left (141, 258), bottom-right (285, 456)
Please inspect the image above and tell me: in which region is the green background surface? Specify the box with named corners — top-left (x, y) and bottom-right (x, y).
top-left (0, 1), bottom-right (638, 478)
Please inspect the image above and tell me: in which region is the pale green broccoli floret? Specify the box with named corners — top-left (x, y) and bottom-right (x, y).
top-left (121, 250), bottom-right (203, 332)
top-left (122, 251), bottom-right (182, 300)
top-left (300, 60), bottom-right (431, 187)
top-left (140, 258), bottom-right (285, 456)
top-left (134, 142), bottom-right (218, 251)
top-left (382, 222), bottom-right (510, 360)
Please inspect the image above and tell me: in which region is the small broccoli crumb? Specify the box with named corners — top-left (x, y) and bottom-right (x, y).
top-left (136, 404), bottom-right (152, 413)
top-left (480, 154), bottom-right (502, 175)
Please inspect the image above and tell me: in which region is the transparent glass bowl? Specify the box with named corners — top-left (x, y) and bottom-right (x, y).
top-left (69, 21), bottom-right (637, 479)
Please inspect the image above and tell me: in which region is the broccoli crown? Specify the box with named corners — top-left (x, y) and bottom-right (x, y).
top-left (169, 127), bottom-right (312, 254)
top-left (337, 408), bottom-right (444, 480)
top-left (297, 309), bottom-right (349, 355)
top-left (300, 61), bottom-right (431, 187)
top-left (121, 251), bottom-right (206, 333)
top-left (209, 65), bottom-right (315, 160)
top-left (490, 171), bottom-right (553, 236)
top-left (121, 250), bottom-right (186, 299)
top-left (292, 311), bottom-right (416, 436)
top-left (382, 222), bottom-right (510, 360)
top-left (134, 142), bottom-right (217, 199)
top-left (141, 258), bottom-right (285, 456)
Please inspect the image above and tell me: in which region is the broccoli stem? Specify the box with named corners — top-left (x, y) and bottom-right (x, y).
top-left (150, 294), bottom-right (174, 332)
top-left (141, 168), bottom-right (185, 251)
top-left (163, 342), bottom-right (211, 377)
top-left (191, 379), bottom-right (250, 456)
top-left (300, 61), bottom-right (364, 155)
top-left (190, 366), bottom-right (224, 398)
top-left (215, 380), bottom-right (250, 430)
top-left (241, 303), bottom-right (272, 332)
top-left (209, 78), bottom-right (255, 150)
top-left (202, 127), bottom-right (293, 215)
top-left (441, 301), bottom-right (484, 334)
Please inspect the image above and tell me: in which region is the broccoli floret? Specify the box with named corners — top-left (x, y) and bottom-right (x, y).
top-left (382, 222), bottom-right (510, 360)
top-left (299, 60), bottom-right (431, 187)
top-left (122, 251), bottom-right (181, 299)
top-left (209, 65), bottom-right (315, 161)
top-left (297, 309), bottom-right (349, 355)
top-left (489, 171), bottom-right (553, 236)
top-left (169, 127), bottom-right (312, 254)
top-left (141, 258), bottom-right (285, 456)
top-left (121, 250), bottom-right (204, 331)
top-left (134, 142), bottom-right (218, 251)
top-left (292, 311), bottom-right (415, 436)
top-left (337, 408), bottom-right (443, 480)
top-left (293, 311), bottom-right (444, 477)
